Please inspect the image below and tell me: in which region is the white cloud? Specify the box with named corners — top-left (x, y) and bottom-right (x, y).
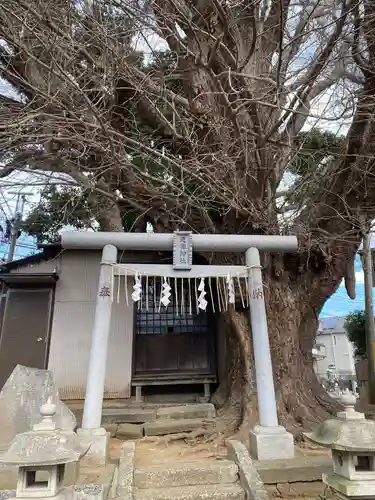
top-left (355, 271), bottom-right (365, 284)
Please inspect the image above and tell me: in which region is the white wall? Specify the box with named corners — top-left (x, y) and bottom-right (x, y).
top-left (315, 331), bottom-right (356, 379)
top-left (12, 250), bottom-right (134, 399)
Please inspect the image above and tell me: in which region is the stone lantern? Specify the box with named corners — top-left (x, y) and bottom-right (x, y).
top-left (305, 390), bottom-right (375, 499)
top-left (0, 399), bottom-right (89, 500)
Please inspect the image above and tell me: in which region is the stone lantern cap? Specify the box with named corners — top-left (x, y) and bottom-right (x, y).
top-left (304, 418), bottom-right (375, 452)
top-left (0, 399), bottom-right (89, 467)
top-left (304, 390), bottom-right (375, 452)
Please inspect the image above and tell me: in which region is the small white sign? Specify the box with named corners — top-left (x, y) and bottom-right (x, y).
top-left (173, 231), bottom-right (192, 270)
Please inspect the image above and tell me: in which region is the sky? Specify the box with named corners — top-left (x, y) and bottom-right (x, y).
top-left (0, 190), bottom-right (39, 261)
top-left (320, 254), bottom-right (366, 318)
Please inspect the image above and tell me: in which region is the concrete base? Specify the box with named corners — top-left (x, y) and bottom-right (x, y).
top-left (77, 428), bottom-right (109, 467)
top-left (323, 472), bottom-right (375, 498)
top-left (254, 455), bottom-right (332, 484)
top-left (249, 425), bottom-right (294, 461)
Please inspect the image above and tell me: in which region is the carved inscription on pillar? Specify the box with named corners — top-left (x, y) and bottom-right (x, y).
top-left (250, 287), bottom-right (263, 300)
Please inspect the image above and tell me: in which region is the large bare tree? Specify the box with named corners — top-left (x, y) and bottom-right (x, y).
top-left (1, 0), bottom-right (375, 437)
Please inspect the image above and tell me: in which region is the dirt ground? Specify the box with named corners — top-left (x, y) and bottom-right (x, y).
top-left (109, 436), bottom-right (227, 465)
top-left (109, 436), bottom-right (330, 465)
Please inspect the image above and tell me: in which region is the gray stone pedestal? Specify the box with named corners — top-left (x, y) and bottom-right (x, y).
top-left (77, 428), bottom-right (109, 467)
top-left (249, 425), bottom-right (294, 460)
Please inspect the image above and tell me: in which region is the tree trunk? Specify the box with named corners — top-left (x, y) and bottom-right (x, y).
top-left (97, 201), bottom-right (123, 232)
top-left (212, 267), bottom-right (342, 440)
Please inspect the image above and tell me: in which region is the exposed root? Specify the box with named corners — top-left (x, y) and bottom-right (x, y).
top-left (158, 429), bottom-right (207, 446)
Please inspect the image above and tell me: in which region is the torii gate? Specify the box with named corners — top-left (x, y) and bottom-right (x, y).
top-left (61, 231), bottom-right (297, 462)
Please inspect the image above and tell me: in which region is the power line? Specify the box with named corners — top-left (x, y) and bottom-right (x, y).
top-left (6, 192), bottom-right (33, 262)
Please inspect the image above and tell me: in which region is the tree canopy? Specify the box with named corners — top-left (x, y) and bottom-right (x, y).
top-left (22, 127), bottom-right (342, 242)
top-left (345, 310), bottom-right (367, 359)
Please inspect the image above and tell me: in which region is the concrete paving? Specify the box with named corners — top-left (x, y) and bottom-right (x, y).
top-left (134, 460), bottom-right (238, 489)
top-left (133, 483), bottom-right (245, 500)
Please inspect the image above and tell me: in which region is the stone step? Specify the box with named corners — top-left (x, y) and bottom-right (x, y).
top-left (134, 460), bottom-right (238, 489)
top-left (72, 407), bottom-right (157, 425)
top-left (102, 408), bottom-right (157, 424)
top-left (133, 484), bottom-right (245, 500)
top-left (156, 404), bottom-right (216, 420)
top-left (73, 405), bottom-right (216, 426)
top-left (144, 418), bottom-right (207, 436)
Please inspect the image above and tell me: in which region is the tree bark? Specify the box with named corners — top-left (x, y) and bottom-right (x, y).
top-left (96, 201), bottom-right (123, 232)
top-left (212, 261), bottom-right (343, 440)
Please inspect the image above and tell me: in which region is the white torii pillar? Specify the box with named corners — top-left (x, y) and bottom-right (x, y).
top-left (246, 248), bottom-right (294, 460)
top-left (61, 231), bottom-right (297, 463)
top-left (77, 244), bottom-right (117, 467)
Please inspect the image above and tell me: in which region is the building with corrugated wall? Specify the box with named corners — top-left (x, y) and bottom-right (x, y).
top-left (0, 247), bottom-right (221, 400)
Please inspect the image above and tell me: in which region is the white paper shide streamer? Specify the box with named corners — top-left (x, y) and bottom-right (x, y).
top-left (197, 278), bottom-right (208, 311)
top-left (161, 277), bottom-right (172, 307)
top-left (227, 273), bottom-right (235, 305)
top-left (113, 264), bottom-right (251, 311)
top-left (131, 272), bottom-right (142, 302)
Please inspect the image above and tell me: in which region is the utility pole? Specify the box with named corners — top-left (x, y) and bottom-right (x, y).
top-left (361, 231), bottom-right (375, 404)
top-left (6, 192), bottom-right (32, 262)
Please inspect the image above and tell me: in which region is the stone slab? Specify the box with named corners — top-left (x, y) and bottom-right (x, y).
top-left (0, 365), bottom-right (76, 454)
top-left (108, 465), bottom-right (118, 499)
top-left (249, 426), bottom-right (294, 461)
top-left (101, 408), bottom-right (156, 424)
top-left (116, 441), bottom-right (135, 500)
top-left (255, 455), bottom-right (333, 484)
top-left (144, 418), bottom-right (205, 436)
top-left (116, 423), bottom-right (144, 440)
top-left (103, 424), bottom-right (118, 438)
top-left (134, 460), bottom-right (237, 489)
top-left (227, 440), bottom-right (269, 500)
top-left (156, 404), bottom-right (216, 420)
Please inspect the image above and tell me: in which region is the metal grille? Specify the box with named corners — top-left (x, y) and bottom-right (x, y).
top-left (135, 277), bottom-right (210, 335)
